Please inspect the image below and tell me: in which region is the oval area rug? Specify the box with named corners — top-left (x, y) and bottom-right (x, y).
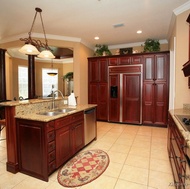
top-left (57, 149), bottom-right (110, 187)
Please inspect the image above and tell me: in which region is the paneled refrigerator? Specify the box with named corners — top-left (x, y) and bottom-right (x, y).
top-left (108, 65), bottom-right (142, 124)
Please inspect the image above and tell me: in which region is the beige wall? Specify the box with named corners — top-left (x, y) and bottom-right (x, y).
top-left (110, 43), bottom-right (169, 55)
top-left (1, 39), bottom-right (94, 103)
top-left (6, 56), bottom-right (73, 100)
top-left (169, 10), bottom-right (190, 108)
top-left (73, 43), bottom-right (94, 104)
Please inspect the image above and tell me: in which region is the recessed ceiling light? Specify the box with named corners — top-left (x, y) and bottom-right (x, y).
top-left (94, 36), bottom-right (99, 40)
top-left (137, 30), bottom-right (142, 34)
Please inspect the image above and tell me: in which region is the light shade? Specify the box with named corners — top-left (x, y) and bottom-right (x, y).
top-left (19, 44), bottom-right (40, 55)
top-left (47, 72), bottom-right (58, 76)
top-left (37, 50), bottom-right (55, 59)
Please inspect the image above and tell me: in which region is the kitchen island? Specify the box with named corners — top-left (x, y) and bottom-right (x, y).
top-left (0, 98), bottom-right (97, 181)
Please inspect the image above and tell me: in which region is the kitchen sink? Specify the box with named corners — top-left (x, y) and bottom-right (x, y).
top-left (56, 108), bottom-right (76, 113)
top-left (37, 111), bottom-right (60, 116)
top-left (37, 108), bottom-right (76, 116)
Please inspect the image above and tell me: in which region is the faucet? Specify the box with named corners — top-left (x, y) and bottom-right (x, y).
top-left (52, 90), bottom-right (64, 110)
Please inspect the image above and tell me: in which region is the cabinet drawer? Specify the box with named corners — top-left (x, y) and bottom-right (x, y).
top-left (47, 131), bottom-right (55, 142)
top-left (48, 150), bottom-right (56, 163)
top-left (48, 160), bottom-right (56, 174)
top-left (48, 141), bottom-right (55, 152)
top-left (55, 116), bottom-right (71, 130)
top-left (71, 111), bottom-right (84, 123)
top-left (131, 56), bottom-right (142, 64)
top-left (46, 121), bottom-right (54, 132)
top-left (119, 57), bottom-right (131, 65)
top-left (109, 58), bottom-right (118, 65)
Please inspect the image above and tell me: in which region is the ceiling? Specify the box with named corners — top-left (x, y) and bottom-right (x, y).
top-left (0, 0), bottom-right (190, 53)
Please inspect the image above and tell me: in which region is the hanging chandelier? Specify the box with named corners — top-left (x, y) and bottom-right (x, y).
top-left (19, 7), bottom-right (55, 59)
top-left (47, 59), bottom-right (58, 76)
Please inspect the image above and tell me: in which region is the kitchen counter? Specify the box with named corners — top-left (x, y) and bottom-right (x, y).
top-left (15, 104), bottom-right (97, 122)
top-left (0, 98), bottom-right (97, 175)
top-left (169, 108), bottom-right (190, 147)
top-left (0, 98), bottom-right (97, 122)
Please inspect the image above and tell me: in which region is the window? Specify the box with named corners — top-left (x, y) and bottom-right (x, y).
top-left (18, 66), bottom-right (28, 99)
top-left (42, 68), bottom-right (58, 97)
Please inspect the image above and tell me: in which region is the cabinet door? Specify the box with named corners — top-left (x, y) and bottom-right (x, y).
top-left (109, 74), bottom-right (120, 122)
top-left (143, 82), bottom-right (168, 126)
top-left (99, 59), bottom-right (108, 82)
top-left (122, 73), bottom-right (141, 124)
top-left (56, 126), bottom-right (71, 168)
top-left (97, 83), bottom-right (108, 120)
top-left (154, 82), bottom-right (168, 125)
top-left (89, 59), bottom-right (99, 82)
top-left (88, 83), bottom-right (98, 104)
top-left (88, 58), bottom-right (108, 82)
top-left (71, 121), bottom-right (84, 155)
top-left (155, 54), bottom-right (168, 82)
top-left (142, 82), bottom-right (154, 125)
top-left (17, 120), bottom-right (51, 181)
top-left (143, 55), bottom-right (154, 81)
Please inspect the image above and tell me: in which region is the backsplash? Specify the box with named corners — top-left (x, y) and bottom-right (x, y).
top-left (15, 99), bottom-right (66, 116)
top-left (183, 103), bottom-right (190, 110)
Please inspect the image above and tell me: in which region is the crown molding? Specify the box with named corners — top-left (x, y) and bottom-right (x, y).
top-left (0, 33), bottom-right (82, 44)
top-left (173, 1), bottom-right (190, 15)
top-left (108, 39), bottom-right (168, 50)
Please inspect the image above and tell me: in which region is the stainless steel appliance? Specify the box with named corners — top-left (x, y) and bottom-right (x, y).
top-left (84, 108), bottom-right (97, 145)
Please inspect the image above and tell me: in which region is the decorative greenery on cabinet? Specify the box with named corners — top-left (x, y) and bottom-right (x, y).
top-left (143, 39), bottom-right (160, 52)
top-left (94, 44), bottom-right (112, 56)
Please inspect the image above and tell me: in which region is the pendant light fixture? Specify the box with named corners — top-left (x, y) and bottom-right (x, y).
top-left (19, 7), bottom-right (55, 59)
top-left (47, 59), bottom-right (57, 76)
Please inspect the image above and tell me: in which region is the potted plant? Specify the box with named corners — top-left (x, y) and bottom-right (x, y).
top-left (143, 39), bottom-right (160, 52)
top-left (63, 72), bottom-right (73, 81)
top-left (94, 44), bottom-right (112, 56)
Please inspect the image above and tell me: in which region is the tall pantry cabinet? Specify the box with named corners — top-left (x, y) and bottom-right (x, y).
top-left (88, 58), bottom-right (108, 121)
top-left (88, 51), bottom-right (169, 126)
top-left (142, 53), bottom-right (169, 126)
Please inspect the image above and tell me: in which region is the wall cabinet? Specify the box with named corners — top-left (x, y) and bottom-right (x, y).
top-left (142, 53), bottom-right (169, 126)
top-left (16, 111), bottom-right (84, 181)
top-left (88, 51), bottom-right (169, 126)
top-left (168, 114), bottom-right (189, 188)
top-left (88, 58), bottom-right (108, 121)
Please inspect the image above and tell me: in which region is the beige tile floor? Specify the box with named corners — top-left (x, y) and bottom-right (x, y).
top-left (0, 121), bottom-right (175, 189)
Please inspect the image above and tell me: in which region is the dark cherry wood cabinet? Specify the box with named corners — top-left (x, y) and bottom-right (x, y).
top-left (16, 111), bottom-right (84, 181)
top-left (142, 53), bottom-right (169, 126)
top-left (168, 113), bottom-right (188, 188)
top-left (16, 119), bottom-right (56, 181)
top-left (88, 58), bottom-right (108, 121)
top-left (55, 117), bottom-right (71, 168)
top-left (88, 51), bottom-right (169, 126)
top-left (55, 111), bottom-right (84, 168)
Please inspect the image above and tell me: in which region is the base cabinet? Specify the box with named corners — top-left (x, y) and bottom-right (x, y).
top-left (168, 113), bottom-right (189, 188)
top-left (16, 111), bottom-right (84, 181)
top-left (16, 120), bottom-right (56, 181)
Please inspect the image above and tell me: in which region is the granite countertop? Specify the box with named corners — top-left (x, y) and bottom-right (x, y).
top-left (0, 97), bottom-right (57, 107)
top-left (15, 104), bottom-right (97, 122)
top-left (169, 108), bottom-right (190, 147)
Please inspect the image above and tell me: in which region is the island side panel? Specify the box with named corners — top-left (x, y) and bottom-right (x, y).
top-left (5, 106), bottom-right (19, 173)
